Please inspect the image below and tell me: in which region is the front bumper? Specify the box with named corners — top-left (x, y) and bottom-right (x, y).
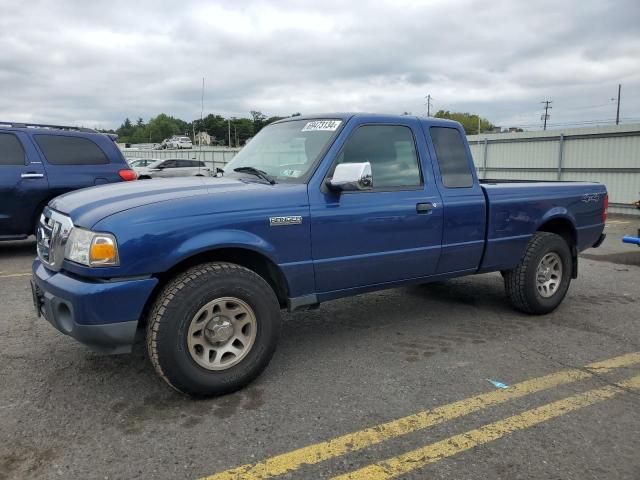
top-left (32, 259), bottom-right (158, 354)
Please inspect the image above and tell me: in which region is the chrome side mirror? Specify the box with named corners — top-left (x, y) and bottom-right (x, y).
top-left (327, 162), bottom-right (373, 192)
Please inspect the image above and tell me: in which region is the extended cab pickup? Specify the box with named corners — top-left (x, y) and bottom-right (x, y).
top-left (31, 114), bottom-right (608, 396)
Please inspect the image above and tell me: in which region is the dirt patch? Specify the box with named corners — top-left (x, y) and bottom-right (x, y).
top-left (581, 251), bottom-right (640, 267)
top-left (0, 443), bottom-right (58, 480)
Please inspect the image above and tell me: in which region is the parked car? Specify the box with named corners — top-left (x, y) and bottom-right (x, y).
top-left (128, 158), bottom-right (155, 168)
top-left (31, 113), bottom-right (607, 396)
top-left (134, 158), bottom-right (210, 179)
top-left (0, 122), bottom-right (136, 240)
top-left (154, 139), bottom-right (170, 150)
top-left (167, 136), bottom-right (193, 149)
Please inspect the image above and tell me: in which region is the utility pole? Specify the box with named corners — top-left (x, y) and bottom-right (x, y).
top-left (616, 84), bottom-right (621, 125)
top-left (227, 119), bottom-right (231, 147)
top-left (231, 117), bottom-right (237, 147)
top-left (425, 94), bottom-right (433, 117)
top-left (199, 77), bottom-right (205, 148)
top-left (477, 116), bottom-right (481, 135)
top-left (541, 100), bottom-right (552, 130)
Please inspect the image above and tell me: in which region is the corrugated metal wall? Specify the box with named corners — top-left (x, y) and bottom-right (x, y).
top-left (468, 124), bottom-right (640, 216)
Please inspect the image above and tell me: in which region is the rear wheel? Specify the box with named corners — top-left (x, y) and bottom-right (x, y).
top-left (146, 262), bottom-right (281, 396)
top-left (503, 232), bottom-right (572, 314)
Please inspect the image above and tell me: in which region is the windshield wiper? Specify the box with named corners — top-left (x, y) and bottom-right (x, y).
top-left (233, 167), bottom-right (277, 184)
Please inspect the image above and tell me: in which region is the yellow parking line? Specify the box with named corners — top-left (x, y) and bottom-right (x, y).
top-left (200, 352), bottom-right (640, 480)
top-left (334, 375), bottom-right (640, 480)
top-left (0, 272), bottom-right (31, 278)
top-left (606, 220), bottom-right (630, 225)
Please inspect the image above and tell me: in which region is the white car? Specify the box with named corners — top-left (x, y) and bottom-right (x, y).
top-left (169, 136), bottom-right (193, 149)
top-left (128, 158), bottom-right (155, 168)
top-left (135, 159), bottom-right (210, 179)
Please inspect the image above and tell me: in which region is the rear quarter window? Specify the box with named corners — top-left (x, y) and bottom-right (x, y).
top-left (430, 127), bottom-right (474, 188)
top-left (35, 135), bottom-right (109, 165)
top-left (0, 132), bottom-right (26, 165)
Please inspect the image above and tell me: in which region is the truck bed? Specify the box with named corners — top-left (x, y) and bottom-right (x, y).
top-left (478, 180), bottom-right (607, 273)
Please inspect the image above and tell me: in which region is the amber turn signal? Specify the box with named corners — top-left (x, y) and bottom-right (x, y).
top-left (90, 236), bottom-right (118, 265)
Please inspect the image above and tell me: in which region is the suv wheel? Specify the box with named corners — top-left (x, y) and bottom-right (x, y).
top-left (146, 262), bottom-right (281, 396)
top-left (503, 232), bottom-right (572, 314)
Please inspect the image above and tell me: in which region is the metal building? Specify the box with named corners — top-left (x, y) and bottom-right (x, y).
top-left (468, 124), bottom-right (640, 216)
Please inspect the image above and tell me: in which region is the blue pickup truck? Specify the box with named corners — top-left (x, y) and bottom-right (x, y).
top-left (31, 114), bottom-right (607, 396)
top-left (0, 122), bottom-right (136, 240)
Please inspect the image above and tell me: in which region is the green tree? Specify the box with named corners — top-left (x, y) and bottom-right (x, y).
top-left (146, 114), bottom-right (182, 143)
top-left (199, 114), bottom-right (229, 145)
top-left (434, 110), bottom-right (494, 135)
top-left (116, 111), bottom-right (293, 145)
top-left (250, 110), bottom-right (267, 133)
top-left (116, 118), bottom-right (133, 140)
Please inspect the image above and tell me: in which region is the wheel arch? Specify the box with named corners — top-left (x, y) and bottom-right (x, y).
top-left (536, 215), bottom-right (578, 278)
top-left (146, 246), bottom-right (290, 319)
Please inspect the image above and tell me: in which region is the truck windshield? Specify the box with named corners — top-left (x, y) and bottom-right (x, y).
top-left (225, 119), bottom-right (342, 183)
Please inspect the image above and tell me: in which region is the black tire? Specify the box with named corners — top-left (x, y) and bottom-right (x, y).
top-left (146, 262), bottom-right (281, 396)
top-left (503, 232), bottom-right (572, 315)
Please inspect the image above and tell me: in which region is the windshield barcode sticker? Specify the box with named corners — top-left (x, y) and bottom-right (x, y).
top-left (301, 120), bottom-right (342, 132)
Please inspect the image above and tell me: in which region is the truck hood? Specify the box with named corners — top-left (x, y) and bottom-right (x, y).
top-left (49, 177), bottom-right (270, 228)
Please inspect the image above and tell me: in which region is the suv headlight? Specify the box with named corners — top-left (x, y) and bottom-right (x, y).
top-left (65, 228), bottom-right (119, 267)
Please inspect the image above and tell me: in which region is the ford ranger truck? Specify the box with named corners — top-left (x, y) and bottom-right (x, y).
top-left (31, 114), bottom-right (607, 396)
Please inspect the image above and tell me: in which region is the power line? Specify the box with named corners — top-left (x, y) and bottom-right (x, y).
top-left (500, 117), bottom-right (640, 129)
top-left (541, 100), bottom-right (552, 130)
top-left (559, 101), bottom-right (616, 111)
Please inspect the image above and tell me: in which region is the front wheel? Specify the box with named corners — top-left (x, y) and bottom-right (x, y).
top-left (146, 262), bottom-right (281, 396)
top-left (503, 232), bottom-right (572, 314)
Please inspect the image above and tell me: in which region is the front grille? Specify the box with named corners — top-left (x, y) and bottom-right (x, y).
top-left (36, 213), bottom-right (55, 264)
top-left (37, 208), bottom-right (74, 271)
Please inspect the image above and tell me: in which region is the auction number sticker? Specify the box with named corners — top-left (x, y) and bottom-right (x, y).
top-left (302, 120), bottom-right (342, 132)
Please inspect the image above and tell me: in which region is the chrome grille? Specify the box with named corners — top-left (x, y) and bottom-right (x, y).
top-left (37, 207), bottom-right (74, 271)
top-left (36, 213), bottom-right (54, 263)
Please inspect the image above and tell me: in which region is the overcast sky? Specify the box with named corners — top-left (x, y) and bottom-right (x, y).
top-left (1, 0), bottom-right (639, 130)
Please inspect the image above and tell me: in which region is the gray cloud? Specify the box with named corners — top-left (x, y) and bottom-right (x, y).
top-left (1, 0), bottom-right (638, 130)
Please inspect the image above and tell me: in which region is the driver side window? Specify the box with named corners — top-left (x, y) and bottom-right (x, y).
top-left (336, 125), bottom-right (422, 189)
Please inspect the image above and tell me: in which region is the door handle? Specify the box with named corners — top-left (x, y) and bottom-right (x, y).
top-left (416, 202), bottom-right (434, 214)
top-left (21, 173), bottom-right (45, 179)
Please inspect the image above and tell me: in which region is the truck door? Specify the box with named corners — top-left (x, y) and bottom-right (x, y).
top-left (0, 131), bottom-right (48, 237)
top-left (308, 119), bottom-right (443, 294)
top-left (425, 126), bottom-right (486, 273)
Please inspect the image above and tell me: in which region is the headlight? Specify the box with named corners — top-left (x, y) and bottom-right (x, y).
top-left (65, 228), bottom-right (119, 267)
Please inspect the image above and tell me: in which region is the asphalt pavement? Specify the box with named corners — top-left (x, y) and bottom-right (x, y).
top-left (1, 216), bottom-right (639, 480)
